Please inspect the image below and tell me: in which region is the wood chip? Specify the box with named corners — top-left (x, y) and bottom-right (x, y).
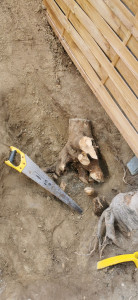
top-left (60, 180), bottom-right (67, 191)
top-left (84, 187), bottom-right (95, 196)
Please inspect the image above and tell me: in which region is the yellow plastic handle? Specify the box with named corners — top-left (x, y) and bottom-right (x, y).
top-left (5, 146), bottom-right (26, 173)
top-left (97, 252), bottom-right (138, 270)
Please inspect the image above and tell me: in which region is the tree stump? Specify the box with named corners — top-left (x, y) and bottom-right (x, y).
top-left (46, 118), bottom-right (104, 183)
top-left (96, 190), bottom-right (138, 255)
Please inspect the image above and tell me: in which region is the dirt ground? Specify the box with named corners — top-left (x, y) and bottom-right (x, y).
top-left (0, 1), bottom-right (138, 299)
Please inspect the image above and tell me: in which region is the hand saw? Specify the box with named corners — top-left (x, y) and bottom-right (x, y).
top-left (5, 146), bottom-right (82, 213)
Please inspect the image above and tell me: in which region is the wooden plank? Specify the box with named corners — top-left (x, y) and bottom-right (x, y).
top-left (102, 55), bottom-right (138, 97)
top-left (62, 1), bottom-right (138, 126)
top-left (127, 35), bottom-right (138, 58)
top-left (105, 77), bottom-right (137, 122)
top-left (101, 34), bottom-right (138, 82)
top-left (45, 0), bottom-right (138, 130)
top-left (82, 0), bottom-right (136, 42)
top-left (120, 0), bottom-right (138, 15)
top-left (70, 11), bottom-right (138, 108)
top-left (44, 2), bottom-right (63, 34)
top-left (82, 0), bottom-right (137, 58)
top-left (56, 0), bottom-right (116, 62)
top-left (69, 14), bottom-right (109, 82)
top-left (76, 0), bottom-right (138, 78)
top-left (54, 0), bottom-right (68, 15)
top-left (69, 12), bottom-right (138, 120)
top-left (103, 0), bottom-right (138, 40)
top-left (77, 0), bottom-right (128, 40)
top-left (116, 59), bottom-right (138, 96)
top-left (57, 0), bottom-right (137, 58)
top-left (47, 1), bottom-right (108, 80)
top-left (43, 7), bottom-right (138, 156)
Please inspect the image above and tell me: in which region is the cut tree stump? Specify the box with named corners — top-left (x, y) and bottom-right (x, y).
top-left (46, 118), bottom-right (104, 183)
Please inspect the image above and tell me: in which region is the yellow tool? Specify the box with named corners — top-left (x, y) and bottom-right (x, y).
top-left (5, 146), bottom-right (26, 172)
top-left (97, 252), bottom-right (138, 270)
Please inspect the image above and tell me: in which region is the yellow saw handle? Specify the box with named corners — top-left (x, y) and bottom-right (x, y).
top-left (5, 146), bottom-right (26, 173)
top-left (97, 252), bottom-right (138, 270)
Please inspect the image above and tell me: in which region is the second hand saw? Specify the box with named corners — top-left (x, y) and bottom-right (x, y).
top-left (5, 146), bottom-right (82, 213)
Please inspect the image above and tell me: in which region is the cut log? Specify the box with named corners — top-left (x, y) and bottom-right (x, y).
top-left (79, 136), bottom-right (98, 159)
top-left (78, 152), bottom-right (90, 166)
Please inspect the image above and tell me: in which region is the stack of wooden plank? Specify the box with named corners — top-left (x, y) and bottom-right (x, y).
top-left (43, 0), bottom-right (138, 156)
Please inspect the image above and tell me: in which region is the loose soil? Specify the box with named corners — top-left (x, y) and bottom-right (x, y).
top-left (0, 1), bottom-right (138, 299)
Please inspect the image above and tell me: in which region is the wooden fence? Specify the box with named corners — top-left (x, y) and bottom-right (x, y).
top-left (43, 0), bottom-right (138, 156)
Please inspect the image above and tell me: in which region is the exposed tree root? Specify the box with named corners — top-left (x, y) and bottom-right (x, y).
top-left (93, 191), bottom-right (138, 255)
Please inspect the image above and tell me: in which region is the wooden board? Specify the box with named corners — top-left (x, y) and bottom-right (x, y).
top-left (43, 0), bottom-right (138, 156)
top-left (122, 0), bottom-right (138, 15)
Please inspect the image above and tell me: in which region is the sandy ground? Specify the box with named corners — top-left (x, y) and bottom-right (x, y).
top-left (0, 0), bottom-right (138, 299)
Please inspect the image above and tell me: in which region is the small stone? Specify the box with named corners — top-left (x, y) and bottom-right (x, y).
top-left (38, 224), bottom-right (42, 228)
top-left (84, 187), bottom-right (95, 196)
top-left (60, 181), bottom-right (66, 191)
top-left (23, 248), bottom-right (26, 253)
top-left (42, 3), bottom-right (46, 10)
top-left (62, 262), bottom-right (65, 269)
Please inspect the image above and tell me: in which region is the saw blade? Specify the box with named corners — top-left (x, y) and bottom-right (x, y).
top-left (22, 155), bottom-right (82, 213)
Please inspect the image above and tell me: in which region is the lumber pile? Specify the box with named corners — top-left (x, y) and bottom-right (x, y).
top-left (43, 0), bottom-right (138, 156)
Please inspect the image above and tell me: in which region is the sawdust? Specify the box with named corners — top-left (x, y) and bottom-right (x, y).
top-left (0, 0), bottom-right (138, 299)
